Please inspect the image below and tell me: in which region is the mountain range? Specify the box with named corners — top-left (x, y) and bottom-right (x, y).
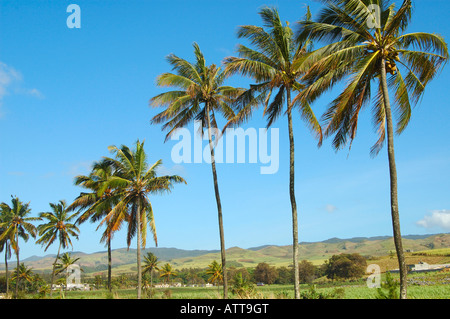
top-left (1, 233), bottom-right (449, 275)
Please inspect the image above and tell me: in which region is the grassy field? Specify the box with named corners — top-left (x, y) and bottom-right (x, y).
top-left (3, 275), bottom-right (448, 299)
top-left (54, 283), bottom-right (448, 299)
top-left (412, 248), bottom-right (450, 256)
top-left (33, 271), bottom-right (448, 299)
top-left (2, 244), bottom-right (449, 299)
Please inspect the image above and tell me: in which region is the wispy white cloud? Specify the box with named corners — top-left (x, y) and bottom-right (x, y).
top-left (325, 204), bottom-right (338, 213)
top-left (156, 164), bottom-right (187, 177)
top-left (0, 62), bottom-right (21, 99)
top-left (417, 210), bottom-right (450, 231)
top-left (0, 62), bottom-right (21, 117)
top-left (66, 161), bottom-right (93, 176)
top-left (0, 61), bottom-right (43, 117)
top-left (8, 171), bottom-right (25, 176)
top-left (16, 87), bottom-right (44, 99)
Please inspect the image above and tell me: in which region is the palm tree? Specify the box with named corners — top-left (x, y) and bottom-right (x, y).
top-left (296, 0), bottom-right (448, 298)
top-left (0, 196), bottom-right (40, 298)
top-left (118, 273), bottom-right (129, 288)
top-left (67, 160), bottom-right (119, 292)
top-left (230, 272), bottom-right (256, 298)
top-left (206, 260), bottom-right (223, 294)
top-left (142, 251), bottom-right (159, 288)
top-left (36, 200), bottom-right (79, 297)
top-left (54, 252), bottom-right (82, 287)
top-left (150, 42), bottom-right (245, 299)
top-left (223, 7), bottom-right (322, 298)
top-left (93, 275), bottom-right (103, 289)
top-left (0, 206), bottom-right (13, 296)
top-left (11, 263), bottom-right (34, 293)
top-left (99, 140), bottom-right (186, 299)
top-left (159, 263), bottom-right (177, 284)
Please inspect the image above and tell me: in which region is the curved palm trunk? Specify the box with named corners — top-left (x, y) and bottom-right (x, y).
top-left (50, 243), bottom-right (62, 298)
top-left (150, 269), bottom-right (154, 288)
top-left (107, 238), bottom-right (112, 292)
top-left (5, 242), bottom-right (9, 296)
top-left (287, 90), bottom-right (300, 299)
top-left (137, 198), bottom-right (142, 299)
top-left (205, 105), bottom-right (228, 299)
top-left (15, 231), bottom-right (19, 298)
top-left (380, 58), bottom-right (407, 299)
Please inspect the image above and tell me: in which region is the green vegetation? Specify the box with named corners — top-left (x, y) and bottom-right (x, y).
top-left (36, 200), bottom-right (79, 298)
top-left (0, 197), bottom-right (40, 297)
top-left (1, 248), bottom-right (449, 299)
top-left (413, 248), bottom-right (450, 257)
top-left (1, 271), bottom-right (448, 299)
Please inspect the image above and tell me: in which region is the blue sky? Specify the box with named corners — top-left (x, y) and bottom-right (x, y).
top-left (1, 0), bottom-right (449, 261)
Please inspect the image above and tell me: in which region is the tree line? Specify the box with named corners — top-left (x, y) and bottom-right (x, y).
top-left (0, 251), bottom-right (368, 298)
top-left (1, 0), bottom-right (448, 300)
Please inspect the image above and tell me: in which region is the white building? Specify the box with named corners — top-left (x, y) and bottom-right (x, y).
top-left (391, 261), bottom-right (450, 273)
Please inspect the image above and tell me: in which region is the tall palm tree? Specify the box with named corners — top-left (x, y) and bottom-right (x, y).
top-left (159, 263), bottom-right (177, 284)
top-left (142, 251), bottom-right (159, 288)
top-left (67, 160), bottom-right (119, 292)
top-left (0, 196), bottom-right (40, 298)
top-left (0, 206), bottom-right (13, 296)
top-left (150, 43), bottom-right (245, 299)
top-left (36, 200), bottom-right (79, 297)
top-left (99, 140), bottom-right (186, 299)
top-left (223, 7), bottom-right (322, 299)
top-left (296, 0), bottom-right (448, 299)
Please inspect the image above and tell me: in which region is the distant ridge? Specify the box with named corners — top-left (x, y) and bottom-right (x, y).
top-left (247, 234), bottom-right (442, 248)
top-left (1, 233), bottom-right (448, 273)
top-left (308, 234), bottom-right (436, 244)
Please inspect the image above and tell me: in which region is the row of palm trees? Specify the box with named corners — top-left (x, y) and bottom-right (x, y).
top-left (142, 252), bottom-right (184, 287)
top-left (1, 253), bottom-right (78, 296)
top-left (149, 0), bottom-right (448, 300)
top-left (0, 196), bottom-right (81, 297)
top-left (0, 141), bottom-right (186, 299)
top-left (143, 254), bottom-right (224, 289)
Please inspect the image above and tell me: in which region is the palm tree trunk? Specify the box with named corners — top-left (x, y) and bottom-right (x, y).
top-left (287, 89), bottom-right (300, 299)
top-left (380, 57), bottom-right (407, 299)
top-left (108, 238), bottom-right (112, 292)
top-left (15, 232), bottom-right (19, 298)
top-left (50, 243), bottom-right (61, 298)
top-left (137, 198), bottom-right (142, 299)
top-left (205, 105), bottom-right (228, 299)
top-left (5, 242), bottom-right (9, 296)
top-left (150, 269), bottom-right (153, 288)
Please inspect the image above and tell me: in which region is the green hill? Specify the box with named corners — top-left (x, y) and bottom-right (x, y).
top-left (1, 233), bottom-right (448, 275)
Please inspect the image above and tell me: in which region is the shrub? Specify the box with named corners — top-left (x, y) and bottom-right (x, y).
top-left (376, 272), bottom-right (399, 299)
top-left (324, 253), bottom-right (367, 280)
top-left (230, 272), bottom-right (257, 298)
top-left (163, 289), bottom-right (172, 299)
top-left (300, 285), bottom-right (345, 299)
